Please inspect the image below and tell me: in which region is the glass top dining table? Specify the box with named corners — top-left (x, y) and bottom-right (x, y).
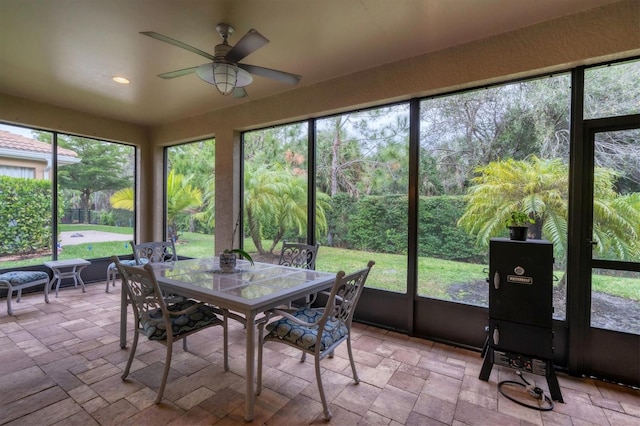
top-left (118, 257), bottom-right (336, 421)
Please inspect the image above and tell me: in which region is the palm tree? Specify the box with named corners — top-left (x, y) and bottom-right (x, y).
top-left (591, 168), bottom-right (640, 261)
top-left (110, 170), bottom-right (202, 241)
top-left (244, 164), bottom-right (330, 254)
top-left (458, 156), bottom-right (640, 264)
top-left (244, 165), bottom-right (287, 253)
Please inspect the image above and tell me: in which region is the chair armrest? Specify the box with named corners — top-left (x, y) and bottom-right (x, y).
top-left (316, 290), bottom-right (343, 304)
top-left (268, 308), bottom-right (325, 327)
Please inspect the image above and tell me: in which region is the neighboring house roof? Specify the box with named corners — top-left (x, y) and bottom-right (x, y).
top-left (0, 130), bottom-right (79, 165)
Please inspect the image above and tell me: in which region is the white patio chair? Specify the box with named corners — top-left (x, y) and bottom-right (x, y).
top-left (278, 241), bottom-right (320, 308)
top-left (133, 239), bottom-right (178, 264)
top-left (257, 260), bottom-right (375, 420)
top-left (112, 257), bottom-right (229, 404)
top-left (107, 238), bottom-right (175, 293)
top-left (134, 239), bottom-right (183, 301)
top-left (105, 240), bottom-right (137, 293)
top-left (278, 241), bottom-right (320, 270)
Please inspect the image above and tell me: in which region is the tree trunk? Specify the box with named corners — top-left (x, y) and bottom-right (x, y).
top-left (326, 118), bottom-right (343, 247)
top-left (330, 118), bottom-right (341, 197)
top-left (247, 210), bottom-right (264, 253)
top-left (530, 219), bottom-right (543, 239)
top-left (81, 191), bottom-right (91, 224)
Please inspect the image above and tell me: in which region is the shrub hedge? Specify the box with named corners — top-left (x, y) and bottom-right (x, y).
top-left (417, 196), bottom-right (486, 263)
top-left (323, 193), bottom-right (485, 263)
top-left (0, 176), bottom-right (54, 255)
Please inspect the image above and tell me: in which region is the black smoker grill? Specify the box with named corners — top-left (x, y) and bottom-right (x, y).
top-left (479, 238), bottom-right (563, 402)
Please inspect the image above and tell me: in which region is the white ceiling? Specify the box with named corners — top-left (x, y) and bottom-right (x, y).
top-left (0, 0), bottom-right (618, 127)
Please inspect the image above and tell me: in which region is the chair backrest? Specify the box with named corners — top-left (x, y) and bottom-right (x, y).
top-left (321, 260), bottom-right (375, 331)
top-left (112, 256), bottom-right (170, 337)
top-left (133, 240), bottom-right (177, 264)
top-left (278, 241), bottom-right (320, 270)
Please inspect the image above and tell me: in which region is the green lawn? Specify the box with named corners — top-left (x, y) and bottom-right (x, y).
top-left (2, 227), bottom-right (638, 302)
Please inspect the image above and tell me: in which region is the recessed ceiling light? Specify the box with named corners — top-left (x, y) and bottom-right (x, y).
top-left (112, 76), bottom-right (130, 84)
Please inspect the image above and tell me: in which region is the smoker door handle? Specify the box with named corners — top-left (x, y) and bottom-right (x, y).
top-left (493, 271), bottom-right (500, 290)
top-left (493, 326), bottom-right (499, 345)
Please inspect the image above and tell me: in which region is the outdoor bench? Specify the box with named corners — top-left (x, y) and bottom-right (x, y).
top-left (0, 270), bottom-right (50, 315)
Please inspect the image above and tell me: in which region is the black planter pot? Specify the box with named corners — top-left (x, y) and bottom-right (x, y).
top-left (508, 226), bottom-right (529, 241)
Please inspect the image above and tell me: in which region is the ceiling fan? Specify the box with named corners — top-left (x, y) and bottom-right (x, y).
top-left (141, 23), bottom-right (301, 98)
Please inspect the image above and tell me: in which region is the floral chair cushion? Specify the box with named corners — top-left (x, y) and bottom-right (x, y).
top-left (266, 308), bottom-right (348, 351)
top-left (0, 271), bottom-right (49, 286)
top-left (140, 299), bottom-right (221, 341)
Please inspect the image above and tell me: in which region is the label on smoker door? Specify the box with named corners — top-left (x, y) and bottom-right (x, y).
top-left (494, 350), bottom-right (547, 375)
top-left (507, 275), bottom-right (533, 284)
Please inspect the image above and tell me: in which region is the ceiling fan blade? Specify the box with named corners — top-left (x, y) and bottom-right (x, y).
top-left (225, 29), bottom-right (269, 63)
top-left (238, 63), bottom-right (301, 85)
top-left (140, 31), bottom-right (215, 61)
top-left (158, 66), bottom-right (200, 79)
top-left (233, 87), bottom-right (248, 98)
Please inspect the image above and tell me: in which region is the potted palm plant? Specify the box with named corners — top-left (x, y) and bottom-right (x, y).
top-left (505, 210), bottom-right (534, 241)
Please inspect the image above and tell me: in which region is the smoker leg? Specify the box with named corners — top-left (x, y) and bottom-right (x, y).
top-left (479, 347), bottom-right (494, 381)
top-left (480, 325), bottom-right (489, 358)
top-left (546, 360), bottom-right (564, 402)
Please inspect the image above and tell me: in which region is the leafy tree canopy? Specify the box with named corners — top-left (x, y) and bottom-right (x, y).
top-left (32, 133), bottom-right (133, 223)
top-left (459, 156), bottom-right (640, 263)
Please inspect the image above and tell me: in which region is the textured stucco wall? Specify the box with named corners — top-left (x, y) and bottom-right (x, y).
top-left (0, 94), bottom-right (149, 146)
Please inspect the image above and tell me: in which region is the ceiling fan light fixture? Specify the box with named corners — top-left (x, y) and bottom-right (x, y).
top-left (196, 64), bottom-right (252, 87)
top-left (212, 62), bottom-right (237, 96)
